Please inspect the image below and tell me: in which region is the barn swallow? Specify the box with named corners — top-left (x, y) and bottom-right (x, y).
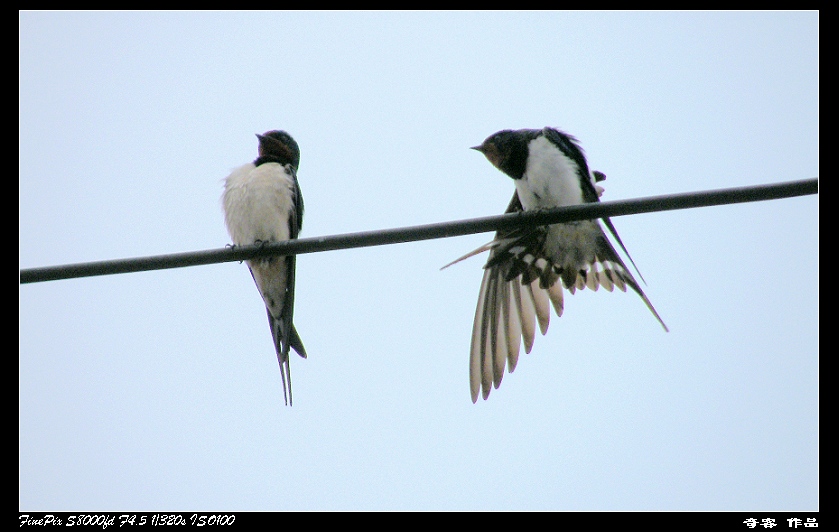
top-left (446, 127), bottom-right (668, 402)
top-left (222, 130), bottom-right (307, 406)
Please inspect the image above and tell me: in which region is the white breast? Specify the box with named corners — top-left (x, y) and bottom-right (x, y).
top-left (222, 162), bottom-right (296, 245)
top-left (515, 135), bottom-right (585, 210)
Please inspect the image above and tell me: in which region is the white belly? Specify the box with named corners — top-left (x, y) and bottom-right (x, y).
top-left (515, 135), bottom-right (585, 210)
top-left (222, 162), bottom-right (295, 245)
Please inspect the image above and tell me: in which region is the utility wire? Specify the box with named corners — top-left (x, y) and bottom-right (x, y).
top-left (20, 178), bottom-right (818, 285)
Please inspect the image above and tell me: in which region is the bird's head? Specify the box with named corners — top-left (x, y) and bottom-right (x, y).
top-left (472, 130), bottom-right (528, 179)
top-left (257, 130), bottom-right (301, 171)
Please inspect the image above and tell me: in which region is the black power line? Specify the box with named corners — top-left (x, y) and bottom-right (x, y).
top-left (19, 178), bottom-right (818, 284)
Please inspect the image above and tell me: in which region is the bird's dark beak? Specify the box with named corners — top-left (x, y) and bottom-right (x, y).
top-left (471, 145), bottom-right (484, 152)
top-left (255, 134), bottom-right (267, 156)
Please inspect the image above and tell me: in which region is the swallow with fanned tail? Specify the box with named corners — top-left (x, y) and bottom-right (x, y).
top-left (444, 127), bottom-right (668, 402)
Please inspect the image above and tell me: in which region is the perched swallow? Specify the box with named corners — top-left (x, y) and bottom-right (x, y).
top-left (446, 127), bottom-right (668, 403)
top-left (222, 130), bottom-right (307, 406)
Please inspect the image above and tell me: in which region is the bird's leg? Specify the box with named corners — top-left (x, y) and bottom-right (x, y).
top-left (225, 243), bottom-right (245, 264)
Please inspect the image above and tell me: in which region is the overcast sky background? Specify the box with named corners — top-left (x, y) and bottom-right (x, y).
top-left (20, 11), bottom-right (818, 511)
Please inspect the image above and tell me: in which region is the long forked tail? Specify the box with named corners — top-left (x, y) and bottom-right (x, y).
top-left (278, 324), bottom-right (307, 406)
top-left (269, 310), bottom-right (308, 406)
top-left (278, 352), bottom-right (292, 406)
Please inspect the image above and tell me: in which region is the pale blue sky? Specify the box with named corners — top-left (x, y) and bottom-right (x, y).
top-left (20, 11), bottom-right (818, 511)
